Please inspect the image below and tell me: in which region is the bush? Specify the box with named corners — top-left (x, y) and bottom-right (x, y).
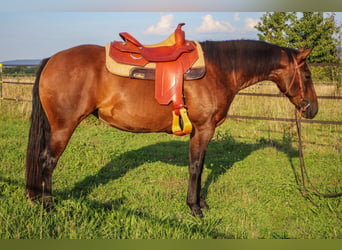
top-left (309, 64), bottom-right (341, 88)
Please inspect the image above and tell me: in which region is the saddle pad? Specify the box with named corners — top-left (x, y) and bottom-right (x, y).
top-left (105, 41), bottom-right (205, 80)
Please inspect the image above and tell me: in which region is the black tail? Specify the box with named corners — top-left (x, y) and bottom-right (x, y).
top-left (25, 58), bottom-right (51, 200)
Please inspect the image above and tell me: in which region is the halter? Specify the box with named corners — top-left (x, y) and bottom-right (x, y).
top-left (283, 54), bottom-right (306, 99)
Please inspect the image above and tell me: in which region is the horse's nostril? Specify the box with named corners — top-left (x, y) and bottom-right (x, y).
top-left (299, 99), bottom-right (310, 110)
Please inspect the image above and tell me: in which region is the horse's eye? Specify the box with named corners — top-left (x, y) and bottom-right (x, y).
top-left (305, 75), bottom-right (311, 80)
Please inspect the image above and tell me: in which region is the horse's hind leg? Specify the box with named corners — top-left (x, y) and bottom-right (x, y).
top-left (40, 125), bottom-right (77, 206)
top-left (26, 102), bottom-right (78, 207)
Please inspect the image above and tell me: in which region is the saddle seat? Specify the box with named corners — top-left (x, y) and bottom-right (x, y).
top-left (113, 24), bottom-right (196, 64)
top-left (108, 23), bottom-right (205, 136)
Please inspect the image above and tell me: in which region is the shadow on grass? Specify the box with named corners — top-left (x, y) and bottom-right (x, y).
top-left (0, 132), bottom-right (299, 238)
top-left (50, 134), bottom-right (298, 238)
top-left (57, 134), bottom-right (298, 201)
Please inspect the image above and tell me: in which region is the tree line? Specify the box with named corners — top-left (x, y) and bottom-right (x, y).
top-left (2, 65), bottom-right (39, 76)
top-left (255, 12), bottom-right (341, 63)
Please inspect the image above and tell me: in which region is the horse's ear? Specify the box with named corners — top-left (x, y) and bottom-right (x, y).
top-left (297, 48), bottom-right (313, 62)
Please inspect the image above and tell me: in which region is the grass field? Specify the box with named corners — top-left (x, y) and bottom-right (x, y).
top-left (0, 81), bottom-right (341, 239)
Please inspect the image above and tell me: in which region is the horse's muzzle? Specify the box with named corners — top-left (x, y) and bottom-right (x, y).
top-left (299, 99), bottom-right (318, 119)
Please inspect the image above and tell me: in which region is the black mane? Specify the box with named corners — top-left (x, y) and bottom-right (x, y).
top-left (200, 40), bottom-right (296, 79)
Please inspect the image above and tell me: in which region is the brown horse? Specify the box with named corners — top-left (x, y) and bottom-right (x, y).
top-left (26, 40), bottom-right (318, 217)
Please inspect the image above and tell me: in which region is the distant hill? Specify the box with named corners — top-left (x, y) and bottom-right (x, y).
top-left (1, 59), bottom-right (41, 65)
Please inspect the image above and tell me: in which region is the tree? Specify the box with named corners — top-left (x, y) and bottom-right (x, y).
top-left (255, 12), bottom-right (296, 47)
top-left (255, 12), bottom-right (341, 63)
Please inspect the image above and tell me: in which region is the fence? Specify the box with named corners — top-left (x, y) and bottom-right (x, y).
top-left (1, 64), bottom-right (341, 126)
top-left (0, 64), bottom-right (37, 102)
top-left (0, 64), bottom-right (2, 99)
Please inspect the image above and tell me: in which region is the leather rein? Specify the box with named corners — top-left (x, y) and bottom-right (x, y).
top-left (286, 54), bottom-right (342, 198)
top-left (295, 109), bottom-right (342, 199)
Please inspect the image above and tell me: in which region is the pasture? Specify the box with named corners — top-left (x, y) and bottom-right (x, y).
top-left (0, 80), bottom-right (341, 239)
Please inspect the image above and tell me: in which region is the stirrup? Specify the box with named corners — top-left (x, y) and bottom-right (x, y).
top-left (172, 108), bottom-right (192, 136)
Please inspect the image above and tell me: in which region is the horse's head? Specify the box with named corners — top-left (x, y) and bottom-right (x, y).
top-left (273, 48), bottom-right (318, 119)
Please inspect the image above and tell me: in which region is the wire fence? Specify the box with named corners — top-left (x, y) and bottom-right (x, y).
top-left (1, 64), bottom-right (341, 125)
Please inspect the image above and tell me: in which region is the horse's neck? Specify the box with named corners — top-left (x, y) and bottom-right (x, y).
top-left (237, 74), bottom-right (270, 91)
top-left (234, 46), bottom-right (281, 91)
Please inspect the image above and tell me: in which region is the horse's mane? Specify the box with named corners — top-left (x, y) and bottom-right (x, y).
top-left (200, 40), bottom-right (296, 79)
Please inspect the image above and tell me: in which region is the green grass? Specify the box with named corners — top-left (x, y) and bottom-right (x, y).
top-left (0, 81), bottom-right (341, 239)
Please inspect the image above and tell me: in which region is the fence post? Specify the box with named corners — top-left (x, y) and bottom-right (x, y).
top-left (0, 63), bottom-right (3, 99)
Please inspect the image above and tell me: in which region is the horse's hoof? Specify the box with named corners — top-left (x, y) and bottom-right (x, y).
top-left (26, 190), bottom-right (54, 211)
top-left (191, 206), bottom-right (204, 218)
top-left (200, 199), bottom-right (209, 210)
top-left (26, 189), bottom-right (41, 205)
top-left (42, 196), bottom-right (54, 211)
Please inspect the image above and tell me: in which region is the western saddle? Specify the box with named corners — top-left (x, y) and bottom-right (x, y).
top-left (109, 23), bottom-right (202, 136)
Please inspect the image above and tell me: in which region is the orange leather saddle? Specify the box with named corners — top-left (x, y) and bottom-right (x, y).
top-left (109, 23), bottom-right (200, 135)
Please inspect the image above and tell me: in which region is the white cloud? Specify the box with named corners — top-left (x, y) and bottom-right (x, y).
top-left (244, 17), bottom-right (259, 31)
top-left (234, 13), bottom-right (240, 22)
top-left (145, 14), bottom-right (174, 35)
top-left (197, 14), bottom-right (235, 33)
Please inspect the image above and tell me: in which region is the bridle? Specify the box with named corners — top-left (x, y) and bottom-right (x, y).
top-left (286, 54), bottom-right (342, 199)
top-left (283, 54), bottom-right (306, 102)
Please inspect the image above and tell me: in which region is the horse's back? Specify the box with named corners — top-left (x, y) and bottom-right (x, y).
top-left (39, 44), bottom-right (174, 133)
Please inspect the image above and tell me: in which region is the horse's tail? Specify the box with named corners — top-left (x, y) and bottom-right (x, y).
top-left (25, 58), bottom-right (51, 200)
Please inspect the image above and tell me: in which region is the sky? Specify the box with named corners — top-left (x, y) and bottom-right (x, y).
top-left (0, 0), bottom-right (341, 62)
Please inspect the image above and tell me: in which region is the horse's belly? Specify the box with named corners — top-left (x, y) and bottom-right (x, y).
top-left (97, 103), bottom-right (173, 133)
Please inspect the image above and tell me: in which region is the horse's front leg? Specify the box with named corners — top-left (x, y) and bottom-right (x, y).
top-left (187, 127), bottom-right (215, 217)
